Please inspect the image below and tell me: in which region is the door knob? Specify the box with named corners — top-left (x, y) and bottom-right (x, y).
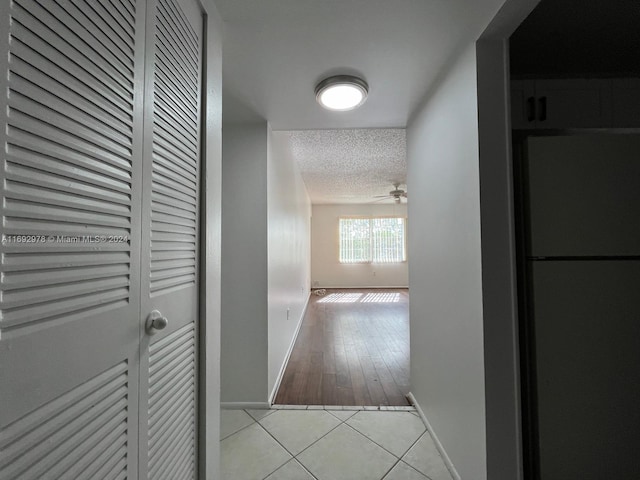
top-left (146, 310), bottom-right (168, 335)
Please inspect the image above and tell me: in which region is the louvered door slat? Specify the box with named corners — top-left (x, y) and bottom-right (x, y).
top-left (152, 164), bottom-right (197, 194)
top-left (5, 161), bottom-right (131, 205)
top-left (10, 59), bottom-right (132, 135)
top-left (154, 100), bottom-right (198, 147)
top-left (10, 6), bottom-right (133, 101)
top-left (24, 0), bottom-right (134, 74)
top-left (158, 0), bottom-right (198, 58)
top-left (146, 323), bottom-right (197, 479)
top-left (10, 40), bottom-right (133, 122)
top-left (157, 2), bottom-right (198, 61)
top-left (155, 24), bottom-right (198, 90)
top-left (68, 0), bottom-right (135, 55)
top-left (8, 112), bottom-right (132, 173)
top-left (108, 0), bottom-right (136, 26)
top-left (0, 362), bottom-right (129, 480)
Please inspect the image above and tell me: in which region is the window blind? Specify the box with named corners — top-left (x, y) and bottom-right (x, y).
top-left (339, 217), bottom-right (406, 264)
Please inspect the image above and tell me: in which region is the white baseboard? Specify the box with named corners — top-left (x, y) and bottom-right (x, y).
top-left (268, 294), bottom-right (311, 405)
top-left (407, 392), bottom-right (461, 480)
top-left (220, 402), bottom-right (271, 410)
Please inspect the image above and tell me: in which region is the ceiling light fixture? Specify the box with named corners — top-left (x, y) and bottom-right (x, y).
top-left (315, 75), bottom-right (369, 111)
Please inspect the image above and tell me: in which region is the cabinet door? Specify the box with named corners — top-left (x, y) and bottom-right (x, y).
top-left (612, 78), bottom-right (640, 128)
top-left (0, 0), bottom-right (145, 478)
top-left (510, 79), bottom-right (536, 129)
top-left (534, 79), bottom-right (612, 129)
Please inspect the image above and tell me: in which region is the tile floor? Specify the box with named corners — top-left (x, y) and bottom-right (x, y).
top-left (221, 406), bottom-right (453, 480)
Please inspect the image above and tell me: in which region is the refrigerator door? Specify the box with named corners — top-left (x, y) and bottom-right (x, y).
top-left (530, 260), bottom-right (640, 479)
top-left (526, 134), bottom-right (640, 257)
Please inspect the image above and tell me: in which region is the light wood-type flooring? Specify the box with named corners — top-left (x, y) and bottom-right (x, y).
top-left (274, 288), bottom-right (410, 406)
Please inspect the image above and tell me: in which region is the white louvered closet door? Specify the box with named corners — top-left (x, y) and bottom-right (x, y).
top-left (138, 0), bottom-right (202, 479)
top-left (0, 0), bottom-right (204, 479)
top-left (0, 0), bottom-right (145, 478)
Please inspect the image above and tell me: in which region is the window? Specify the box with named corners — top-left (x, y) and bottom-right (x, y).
top-left (339, 217), bottom-right (406, 264)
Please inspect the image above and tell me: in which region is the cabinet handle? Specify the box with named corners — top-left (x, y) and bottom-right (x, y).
top-left (526, 96), bottom-right (536, 122)
top-left (538, 96), bottom-right (547, 122)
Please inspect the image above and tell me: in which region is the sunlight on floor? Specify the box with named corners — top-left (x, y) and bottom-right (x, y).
top-left (361, 292), bottom-right (400, 303)
top-left (317, 292), bottom-right (401, 303)
top-left (317, 293), bottom-right (363, 303)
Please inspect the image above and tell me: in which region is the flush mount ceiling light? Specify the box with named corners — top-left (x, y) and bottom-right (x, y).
top-left (315, 75), bottom-right (369, 111)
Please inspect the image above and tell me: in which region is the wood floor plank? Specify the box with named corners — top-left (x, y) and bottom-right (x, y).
top-left (274, 288), bottom-right (410, 406)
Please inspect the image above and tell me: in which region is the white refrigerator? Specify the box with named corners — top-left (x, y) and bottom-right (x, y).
top-left (520, 133), bottom-right (640, 479)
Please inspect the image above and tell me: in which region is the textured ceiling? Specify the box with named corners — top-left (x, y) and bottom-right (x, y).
top-left (283, 129), bottom-right (406, 204)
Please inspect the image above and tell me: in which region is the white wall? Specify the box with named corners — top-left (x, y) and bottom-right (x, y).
top-left (267, 131), bottom-right (312, 398)
top-left (407, 44), bottom-right (487, 479)
top-left (221, 123), bottom-right (269, 403)
top-left (221, 123), bottom-right (311, 405)
top-left (311, 204), bottom-right (408, 288)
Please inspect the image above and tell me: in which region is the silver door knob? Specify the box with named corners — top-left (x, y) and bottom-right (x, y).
top-left (146, 310), bottom-right (168, 335)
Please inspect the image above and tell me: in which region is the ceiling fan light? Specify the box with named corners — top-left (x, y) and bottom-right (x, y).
top-left (315, 75), bottom-right (368, 111)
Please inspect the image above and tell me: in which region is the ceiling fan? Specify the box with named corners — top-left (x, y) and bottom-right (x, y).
top-left (374, 184), bottom-right (407, 203)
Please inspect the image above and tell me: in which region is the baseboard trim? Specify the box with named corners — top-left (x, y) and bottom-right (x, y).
top-left (268, 294), bottom-right (311, 405)
top-left (407, 392), bottom-right (462, 480)
top-left (220, 402), bottom-right (271, 410)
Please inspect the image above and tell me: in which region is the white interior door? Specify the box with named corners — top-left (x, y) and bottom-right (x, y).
top-left (138, 0), bottom-right (203, 478)
top-left (0, 0), bottom-right (145, 478)
top-left (0, 0), bottom-right (203, 478)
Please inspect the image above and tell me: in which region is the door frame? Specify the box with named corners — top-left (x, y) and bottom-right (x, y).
top-left (475, 1), bottom-right (540, 479)
top-left (195, 1), bottom-right (222, 479)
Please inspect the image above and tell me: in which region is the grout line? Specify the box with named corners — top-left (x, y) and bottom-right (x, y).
top-left (291, 419), bottom-right (345, 458)
top-left (254, 421), bottom-right (296, 477)
top-left (380, 457), bottom-right (403, 480)
top-left (341, 418), bottom-right (406, 461)
top-left (220, 414), bottom-right (258, 441)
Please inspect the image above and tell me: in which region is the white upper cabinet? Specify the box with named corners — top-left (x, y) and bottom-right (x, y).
top-left (512, 78), bottom-right (639, 129)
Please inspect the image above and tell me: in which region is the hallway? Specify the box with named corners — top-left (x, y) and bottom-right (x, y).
top-left (221, 406), bottom-right (452, 480)
top-left (274, 289), bottom-right (410, 406)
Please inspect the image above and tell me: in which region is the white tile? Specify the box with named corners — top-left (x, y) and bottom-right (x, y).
top-left (327, 410), bottom-right (357, 422)
top-left (221, 423), bottom-right (292, 480)
top-left (259, 409), bottom-right (341, 455)
top-left (383, 461), bottom-right (429, 480)
top-left (245, 408), bottom-right (275, 421)
top-left (347, 411), bottom-right (426, 457)
top-left (402, 433), bottom-right (453, 480)
top-left (220, 409), bottom-right (255, 439)
top-left (297, 424), bottom-right (397, 480)
top-left (265, 459), bottom-right (315, 480)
